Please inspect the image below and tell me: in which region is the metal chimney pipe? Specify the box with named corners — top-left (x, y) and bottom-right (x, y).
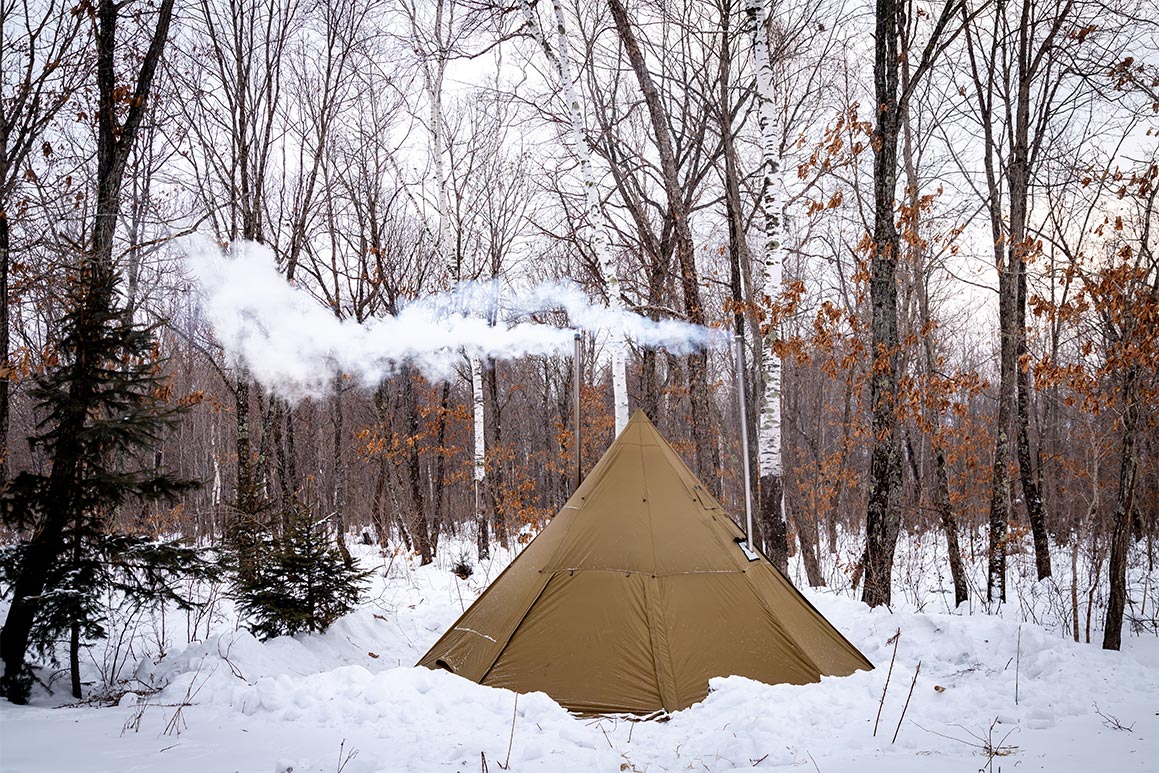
top-left (573, 332), bottom-right (582, 491)
top-left (734, 334), bottom-right (754, 554)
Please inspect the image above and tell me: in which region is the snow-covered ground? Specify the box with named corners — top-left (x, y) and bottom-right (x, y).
top-left (1, 536), bottom-right (1156, 772)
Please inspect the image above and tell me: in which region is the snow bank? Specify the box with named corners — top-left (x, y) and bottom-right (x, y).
top-left (613, 598), bottom-right (1157, 771)
top-left (1, 538), bottom-right (1156, 772)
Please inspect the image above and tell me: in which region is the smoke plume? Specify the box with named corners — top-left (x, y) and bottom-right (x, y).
top-left (184, 237), bottom-right (718, 399)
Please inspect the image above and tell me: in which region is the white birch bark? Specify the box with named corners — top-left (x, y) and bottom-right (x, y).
top-left (520, 0), bottom-right (628, 434)
top-left (748, 0), bottom-right (784, 482)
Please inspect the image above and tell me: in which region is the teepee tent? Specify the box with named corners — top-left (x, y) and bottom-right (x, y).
top-left (418, 411), bottom-right (871, 714)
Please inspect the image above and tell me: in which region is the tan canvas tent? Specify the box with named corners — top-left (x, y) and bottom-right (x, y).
top-left (418, 410), bottom-right (872, 714)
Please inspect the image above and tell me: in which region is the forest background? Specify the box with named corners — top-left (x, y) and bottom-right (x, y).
top-left (1, 0), bottom-right (1157, 701)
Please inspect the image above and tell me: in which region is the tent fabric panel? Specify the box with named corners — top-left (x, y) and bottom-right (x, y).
top-left (482, 570), bottom-right (664, 715)
top-left (417, 410), bottom-right (873, 715)
top-left (639, 445), bottom-right (745, 575)
top-left (541, 447), bottom-right (659, 574)
top-left (655, 573), bottom-right (822, 710)
top-left (745, 564), bottom-right (874, 676)
top-left (416, 518), bottom-right (568, 680)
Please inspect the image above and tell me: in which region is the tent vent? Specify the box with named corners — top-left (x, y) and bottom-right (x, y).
top-left (735, 538), bottom-right (760, 562)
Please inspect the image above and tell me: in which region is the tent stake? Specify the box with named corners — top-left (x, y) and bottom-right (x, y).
top-left (573, 332), bottom-right (582, 492)
top-left (734, 334), bottom-right (754, 554)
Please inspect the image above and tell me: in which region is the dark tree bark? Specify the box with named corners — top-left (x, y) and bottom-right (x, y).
top-left (0, 214), bottom-right (8, 486)
top-left (862, 0), bottom-right (905, 609)
top-left (484, 357), bottom-right (508, 549)
top-left (792, 494), bottom-right (825, 587)
top-left (235, 375), bottom-right (257, 516)
top-left (332, 370), bottom-right (351, 564)
top-left (862, 0), bottom-right (962, 608)
top-left (402, 364), bottom-right (432, 565)
top-left (758, 475), bottom-right (788, 570)
top-left (1016, 267), bottom-right (1051, 580)
top-left (430, 381), bottom-right (451, 552)
top-left (1103, 365), bottom-right (1140, 650)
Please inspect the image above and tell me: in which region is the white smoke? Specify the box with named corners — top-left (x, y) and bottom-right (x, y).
top-left (183, 237), bottom-right (719, 399)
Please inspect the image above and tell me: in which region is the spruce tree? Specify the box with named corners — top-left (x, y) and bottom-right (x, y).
top-left (232, 500), bottom-right (370, 640)
top-left (0, 262), bottom-right (202, 703)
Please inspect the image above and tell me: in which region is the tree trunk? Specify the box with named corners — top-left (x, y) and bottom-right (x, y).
top-left (332, 370), bottom-right (351, 564)
top-left (472, 356), bottom-right (489, 560)
top-left (1103, 365), bottom-right (1140, 650)
top-left (403, 365), bottom-right (431, 564)
top-left (431, 381), bottom-right (451, 551)
top-left (235, 375), bottom-right (257, 516)
top-left (0, 212), bottom-right (9, 487)
top-left (69, 618), bottom-right (81, 700)
top-left (758, 476), bottom-right (787, 571)
top-left (987, 261), bottom-right (1014, 604)
top-left (935, 447), bottom-right (969, 608)
top-left (862, 0), bottom-right (904, 609)
top-left (485, 356), bottom-right (508, 549)
top-left (793, 495), bottom-right (825, 587)
top-left (1016, 269), bottom-right (1051, 579)
top-left (746, 0), bottom-right (790, 578)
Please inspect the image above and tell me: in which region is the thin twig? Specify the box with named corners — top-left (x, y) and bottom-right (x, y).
top-left (874, 628), bottom-right (901, 736)
top-left (1015, 625), bottom-right (1022, 705)
top-left (336, 739), bottom-right (359, 773)
top-left (1093, 702), bottom-right (1135, 732)
top-left (891, 660), bottom-right (921, 744)
top-left (497, 694), bottom-right (518, 769)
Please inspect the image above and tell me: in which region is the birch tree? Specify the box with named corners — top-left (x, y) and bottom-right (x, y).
top-left (519, 0), bottom-right (629, 435)
top-left (746, 0), bottom-right (789, 572)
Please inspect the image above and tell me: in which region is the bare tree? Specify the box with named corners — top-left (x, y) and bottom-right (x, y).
top-left (863, 0), bottom-right (963, 608)
top-left (606, 0), bottom-right (720, 491)
top-left (0, 0), bottom-right (85, 486)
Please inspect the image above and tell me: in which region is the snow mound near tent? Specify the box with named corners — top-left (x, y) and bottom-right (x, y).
top-left (126, 620), bottom-right (616, 771)
top-left (613, 596), bottom-right (1158, 771)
